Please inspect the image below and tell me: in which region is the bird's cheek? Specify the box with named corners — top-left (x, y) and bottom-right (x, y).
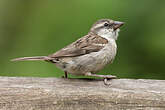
top-left (109, 28), bottom-right (114, 32)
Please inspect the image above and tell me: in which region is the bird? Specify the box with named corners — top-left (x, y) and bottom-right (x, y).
top-left (11, 19), bottom-right (124, 85)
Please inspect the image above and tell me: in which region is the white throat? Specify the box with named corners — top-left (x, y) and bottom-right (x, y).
top-left (97, 29), bottom-right (120, 41)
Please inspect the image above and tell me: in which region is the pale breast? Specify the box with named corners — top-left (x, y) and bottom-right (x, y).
top-left (92, 39), bottom-right (117, 71)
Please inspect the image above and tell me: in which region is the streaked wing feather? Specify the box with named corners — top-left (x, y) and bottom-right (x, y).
top-left (48, 33), bottom-right (108, 58)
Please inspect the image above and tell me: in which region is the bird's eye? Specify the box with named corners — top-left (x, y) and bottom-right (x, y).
top-left (104, 23), bottom-right (109, 27)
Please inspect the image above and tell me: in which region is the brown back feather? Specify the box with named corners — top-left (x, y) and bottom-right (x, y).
top-left (48, 33), bottom-right (108, 58)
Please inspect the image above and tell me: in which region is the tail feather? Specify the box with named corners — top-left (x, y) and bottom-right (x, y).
top-left (11, 56), bottom-right (49, 61)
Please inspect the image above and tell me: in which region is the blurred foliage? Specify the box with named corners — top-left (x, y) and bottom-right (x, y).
top-left (0, 0), bottom-right (165, 79)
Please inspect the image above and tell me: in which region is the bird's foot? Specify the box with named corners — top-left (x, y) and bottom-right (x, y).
top-left (85, 72), bottom-right (117, 85)
top-left (102, 75), bottom-right (117, 85)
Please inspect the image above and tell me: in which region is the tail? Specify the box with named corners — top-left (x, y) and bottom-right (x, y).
top-left (11, 56), bottom-right (50, 61)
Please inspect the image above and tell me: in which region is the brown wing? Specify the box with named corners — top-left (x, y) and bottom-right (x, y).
top-left (48, 33), bottom-right (108, 58)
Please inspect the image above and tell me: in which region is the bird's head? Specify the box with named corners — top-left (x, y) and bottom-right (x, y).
top-left (90, 19), bottom-right (124, 40)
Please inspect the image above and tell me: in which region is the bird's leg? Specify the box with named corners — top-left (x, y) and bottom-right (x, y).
top-left (62, 71), bottom-right (68, 78)
top-left (85, 72), bottom-right (117, 85)
top-left (64, 71), bottom-right (68, 78)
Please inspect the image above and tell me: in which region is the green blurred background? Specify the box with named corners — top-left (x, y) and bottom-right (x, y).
top-left (0, 0), bottom-right (165, 79)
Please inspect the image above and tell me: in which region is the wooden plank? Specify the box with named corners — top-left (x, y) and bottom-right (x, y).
top-left (0, 77), bottom-right (165, 110)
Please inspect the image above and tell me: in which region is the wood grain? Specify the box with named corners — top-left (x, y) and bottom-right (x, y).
top-left (0, 77), bottom-right (165, 110)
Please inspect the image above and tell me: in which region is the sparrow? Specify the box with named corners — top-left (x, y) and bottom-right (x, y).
top-left (11, 19), bottom-right (124, 85)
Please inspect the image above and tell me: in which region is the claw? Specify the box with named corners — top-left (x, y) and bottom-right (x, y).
top-left (104, 78), bottom-right (111, 85)
top-left (103, 76), bottom-right (117, 85)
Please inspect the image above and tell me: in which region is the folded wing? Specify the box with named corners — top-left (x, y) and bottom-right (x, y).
top-left (49, 33), bottom-right (108, 58)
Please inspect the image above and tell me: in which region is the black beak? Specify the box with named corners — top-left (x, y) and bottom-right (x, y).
top-left (113, 21), bottom-right (124, 30)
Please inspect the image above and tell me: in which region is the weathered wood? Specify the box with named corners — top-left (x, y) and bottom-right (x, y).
top-left (0, 77), bottom-right (165, 110)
